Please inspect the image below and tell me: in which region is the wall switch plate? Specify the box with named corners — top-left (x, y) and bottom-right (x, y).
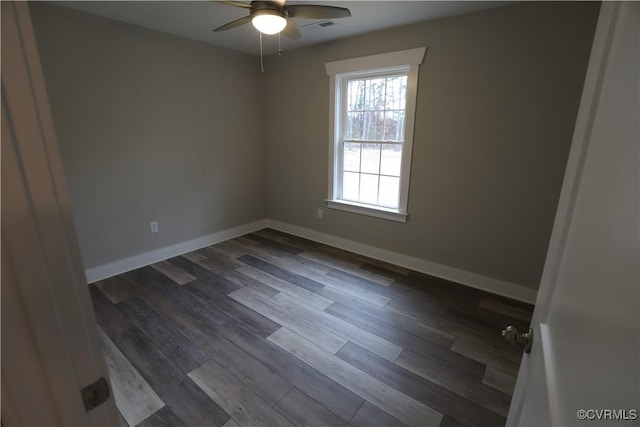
top-left (317, 209), bottom-right (323, 219)
top-left (149, 221), bottom-right (159, 233)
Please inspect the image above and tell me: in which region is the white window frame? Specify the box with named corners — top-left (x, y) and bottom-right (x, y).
top-left (325, 47), bottom-right (426, 223)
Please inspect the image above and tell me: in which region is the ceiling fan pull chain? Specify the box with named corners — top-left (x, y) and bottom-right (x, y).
top-left (260, 32), bottom-right (264, 72)
top-left (278, 32), bottom-right (282, 56)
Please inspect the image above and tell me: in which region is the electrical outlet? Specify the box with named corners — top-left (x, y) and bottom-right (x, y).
top-left (317, 209), bottom-right (323, 219)
top-left (149, 221), bottom-right (159, 233)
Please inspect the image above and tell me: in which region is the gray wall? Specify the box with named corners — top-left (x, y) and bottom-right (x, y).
top-left (262, 2), bottom-right (599, 290)
top-left (30, 3), bottom-right (266, 270)
top-left (31, 2), bottom-right (599, 291)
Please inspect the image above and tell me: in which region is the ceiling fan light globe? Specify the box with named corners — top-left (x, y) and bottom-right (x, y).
top-left (252, 14), bottom-right (287, 35)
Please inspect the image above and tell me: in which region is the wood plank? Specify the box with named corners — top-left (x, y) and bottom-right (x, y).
top-left (229, 288), bottom-right (347, 354)
top-left (199, 246), bottom-right (244, 270)
top-left (210, 240), bottom-right (246, 259)
top-left (131, 267), bottom-right (230, 325)
top-left (237, 254), bottom-right (324, 292)
top-left (222, 268), bottom-right (282, 300)
top-left (482, 366), bottom-right (517, 395)
top-left (337, 342), bottom-right (506, 427)
top-left (270, 292), bottom-right (402, 362)
top-left (243, 233), bottom-right (304, 255)
top-left (235, 242), bottom-right (391, 308)
top-left (222, 418), bottom-right (240, 427)
top-left (246, 244), bottom-right (392, 308)
top-left (395, 349), bottom-right (512, 417)
top-left (130, 283), bottom-right (293, 407)
top-left (218, 321), bottom-right (363, 422)
top-left (391, 275), bottom-right (482, 308)
top-left (253, 229), bottom-right (321, 252)
top-left (385, 299), bottom-right (526, 361)
top-left (350, 402), bottom-right (407, 427)
top-left (168, 256), bottom-right (241, 295)
top-left (189, 360), bottom-right (295, 427)
top-left (451, 338), bottom-right (521, 376)
top-left (274, 388), bottom-right (348, 427)
top-left (117, 297), bottom-right (209, 373)
top-left (359, 259), bottom-right (412, 277)
top-left (181, 251), bottom-right (206, 262)
top-left (90, 285), bottom-right (130, 335)
top-left (326, 267), bottom-right (485, 319)
top-left (325, 302), bottom-right (455, 354)
top-left (222, 419), bottom-right (240, 427)
top-left (184, 279), bottom-right (281, 338)
top-left (300, 250), bottom-right (394, 286)
top-left (148, 259), bottom-right (279, 337)
top-left (235, 236), bottom-right (261, 246)
top-left (112, 327), bottom-right (229, 426)
top-left (315, 280), bottom-right (390, 310)
top-left (268, 328), bottom-right (443, 427)
top-left (176, 250), bottom-right (279, 300)
top-left (318, 288), bottom-right (455, 356)
top-left (314, 244), bottom-right (376, 266)
top-left (136, 406), bottom-right (184, 427)
top-left (439, 416), bottom-right (467, 427)
top-left (151, 261), bottom-right (195, 285)
top-left (478, 297), bottom-right (533, 322)
top-left (182, 320), bottom-right (293, 407)
top-left (98, 328), bottom-right (165, 427)
top-left (96, 275), bottom-right (135, 304)
top-left (238, 265), bottom-right (332, 310)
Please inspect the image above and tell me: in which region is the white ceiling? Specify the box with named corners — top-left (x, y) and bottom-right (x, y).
top-left (55, 1), bottom-right (511, 56)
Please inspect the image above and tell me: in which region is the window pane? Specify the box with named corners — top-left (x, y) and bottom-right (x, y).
top-left (385, 76), bottom-right (407, 110)
top-left (346, 112), bottom-right (364, 140)
top-left (343, 143), bottom-right (360, 172)
top-left (363, 111), bottom-right (384, 141)
top-left (342, 172), bottom-right (359, 201)
top-left (365, 78), bottom-right (385, 111)
top-left (360, 174), bottom-right (379, 204)
top-left (361, 143), bottom-right (381, 174)
top-left (379, 176), bottom-right (400, 208)
top-left (384, 111), bottom-right (405, 141)
top-left (347, 80), bottom-right (365, 112)
top-left (380, 144), bottom-right (402, 176)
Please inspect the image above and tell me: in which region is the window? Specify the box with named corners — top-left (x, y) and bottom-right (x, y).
top-left (325, 48), bottom-right (426, 222)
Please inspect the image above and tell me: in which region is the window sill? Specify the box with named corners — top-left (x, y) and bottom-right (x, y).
top-left (326, 200), bottom-right (407, 223)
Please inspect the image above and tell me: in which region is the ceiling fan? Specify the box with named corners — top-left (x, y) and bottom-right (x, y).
top-left (213, 0), bottom-right (351, 39)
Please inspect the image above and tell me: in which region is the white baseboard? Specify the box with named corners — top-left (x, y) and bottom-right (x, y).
top-left (85, 216), bottom-right (537, 304)
top-left (265, 219), bottom-right (538, 304)
top-left (84, 219), bottom-right (267, 283)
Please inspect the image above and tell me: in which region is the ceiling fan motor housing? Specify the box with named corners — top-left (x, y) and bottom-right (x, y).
top-left (251, 1), bottom-right (289, 19)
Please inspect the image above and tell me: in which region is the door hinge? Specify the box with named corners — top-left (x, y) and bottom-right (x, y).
top-left (81, 377), bottom-right (110, 411)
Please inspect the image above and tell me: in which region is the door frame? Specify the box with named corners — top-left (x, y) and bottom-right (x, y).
top-left (1, 2), bottom-right (119, 425)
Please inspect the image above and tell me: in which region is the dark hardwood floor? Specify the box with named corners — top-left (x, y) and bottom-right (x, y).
top-left (90, 228), bottom-right (533, 427)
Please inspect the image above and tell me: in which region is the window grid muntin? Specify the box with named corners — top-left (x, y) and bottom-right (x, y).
top-left (339, 70), bottom-right (408, 209)
top-left (343, 71), bottom-right (408, 143)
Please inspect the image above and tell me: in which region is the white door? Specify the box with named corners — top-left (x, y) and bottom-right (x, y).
top-left (507, 2), bottom-right (639, 426)
top-left (1, 2), bottom-right (120, 425)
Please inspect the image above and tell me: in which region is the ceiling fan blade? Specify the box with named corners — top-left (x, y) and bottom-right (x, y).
top-left (287, 5), bottom-right (351, 20)
top-left (282, 18), bottom-right (301, 39)
top-left (213, 15), bottom-right (251, 32)
top-left (216, 1), bottom-right (252, 9)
